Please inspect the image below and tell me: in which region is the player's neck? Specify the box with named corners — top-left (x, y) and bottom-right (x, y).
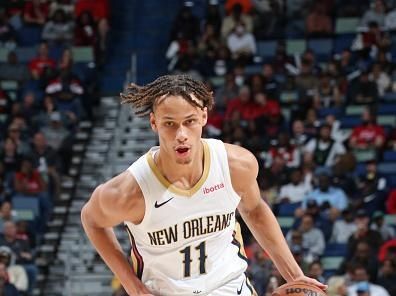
top-left (156, 143), bottom-right (204, 189)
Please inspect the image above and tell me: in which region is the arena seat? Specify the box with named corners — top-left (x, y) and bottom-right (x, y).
top-left (257, 41), bottom-right (277, 58)
top-left (334, 33), bottom-right (355, 53)
top-left (12, 195), bottom-right (40, 218)
top-left (378, 162), bottom-right (396, 175)
top-left (72, 46), bottom-right (94, 63)
top-left (15, 46), bottom-right (37, 63)
top-left (321, 256), bottom-right (344, 272)
top-left (335, 17), bottom-right (360, 34)
top-left (324, 243), bottom-right (348, 257)
top-left (0, 48), bottom-right (8, 62)
top-left (307, 38), bottom-right (333, 61)
top-left (346, 105), bottom-right (365, 116)
top-left (286, 39), bottom-right (306, 55)
top-left (17, 26), bottom-right (42, 46)
top-left (340, 116), bottom-right (360, 128)
top-left (278, 202), bottom-right (301, 216)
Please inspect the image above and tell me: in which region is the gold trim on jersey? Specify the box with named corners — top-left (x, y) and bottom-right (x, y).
top-left (146, 140), bottom-right (211, 197)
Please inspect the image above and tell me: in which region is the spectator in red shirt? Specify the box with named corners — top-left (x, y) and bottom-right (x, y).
top-left (225, 85), bottom-right (256, 120)
top-left (14, 157), bottom-right (46, 196)
top-left (386, 189), bottom-right (396, 214)
top-left (28, 42), bottom-right (56, 80)
top-left (252, 92), bottom-right (281, 119)
top-left (23, 0), bottom-right (49, 26)
top-left (349, 108), bottom-right (386, 150)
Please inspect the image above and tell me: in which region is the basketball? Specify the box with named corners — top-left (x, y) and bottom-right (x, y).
top-left (272, 281), bottom-right (327, 296)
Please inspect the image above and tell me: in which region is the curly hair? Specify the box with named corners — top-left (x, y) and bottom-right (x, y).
top-left (120, 74), bottom-right (214, 117)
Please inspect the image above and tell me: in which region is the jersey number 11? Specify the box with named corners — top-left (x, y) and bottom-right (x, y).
top-left (180, 241), bottom-right (207, 277)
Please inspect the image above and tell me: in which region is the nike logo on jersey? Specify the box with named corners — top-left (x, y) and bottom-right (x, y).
top-left (237, 279), bottom-right (245, 295)
top-left (154, 197), bottom-right (174, 208)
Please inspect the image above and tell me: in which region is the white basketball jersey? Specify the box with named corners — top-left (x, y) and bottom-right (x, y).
top-left (124, 139), bottom-right (255, 296)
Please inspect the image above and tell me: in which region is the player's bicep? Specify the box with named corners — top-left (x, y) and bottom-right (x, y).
top-left (81, 185), bottom-right (125, 228)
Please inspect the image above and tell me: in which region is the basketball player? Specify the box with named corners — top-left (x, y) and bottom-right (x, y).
top-left (81, 75), bottom-right (326, 295)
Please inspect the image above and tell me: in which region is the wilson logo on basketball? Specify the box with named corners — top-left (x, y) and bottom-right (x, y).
top-left (203, 183), bottom-right (224, 194)
top-left (286, 288), bottom-right (318, 296)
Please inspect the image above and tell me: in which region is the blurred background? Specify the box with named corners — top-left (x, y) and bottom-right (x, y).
top-left (0, 0), bottom-right (396, 295)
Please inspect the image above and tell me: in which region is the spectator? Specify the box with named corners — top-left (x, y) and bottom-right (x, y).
top-left (251, 0), bottom-right (283, 39)
top-left (221, 3), bottom-right (253, 38)
top-left (349, 108), bottom-right (386, 150)
top-left (378, 239), bottom-right (396, 262)
top-left (304, 124), bottom-right (346, 168)
top-left (204, 1), bottom-right (222, 34)
top-left (225, 85), bottom-right (254, 120)
top-left (287, 214), bottom-right (325, 263)
top-left (371, 211), bottom-right (395, 241)
top-left (261, 63), bottom-right (280, 100)
top-left (215, 73), bottom-right (239, 111)
top-left (0, 202), bottom-right (16, 233)
top-left (377, 259), bottom-right (396, 295)
top-left (291, 120), bottom-right (310, 149)
top-left (14, 156), bottom-right (47, 197)
top-left (265, 132), bottom-right (300, 169)
top-left (30, 132), bottom-right (61, 198)
top-left (5, 0), bottom-right (25, 30)
top-left (45, 69), bottom-right (84, 124)
top-left (295, 59), bottom-right (319, 95)
top-left (360, 0), bottom-right (386, 27)
top-left (285, 231), bottom-right (309, 272)
top-left (326, 276), bottom-right (348, 296)
top-left (0, 88), bottom-right (12, 129)
top-left (0, 51), bottom-right (30, 83)
top-left (349, 71), bottom-right (379, 105)
top-left (0, 246), bottom-right (28, 293)
top-left (299, 173), bottom-right (348, 220)
top-left (277, 168), bottom-right (312, 204)
top-left (226, 22), bottom-right (256, 61)
top-left (28, 42), bottom-right (56, 80)
top-left (0, 138), bottom-right (21, 173)
top-left (74, 10), bottom-right (97, 46)
top-left (225, 0), bottom-right (252, 14)
top-left (42, 9), bottom-right (74, 45)
top-left (369, 63), bottom-right (390, 97)
top-left (386, 190), bottom-right (396, 214)
top-left (308, 261), bottom-right (326, 283)
top-left (305, 3), bottom-right (333, 38)
top-left (347, 265), bottom-right (389, 296)
top-left (348, 209), bottom-right (383, 257)
top-left (49, 0), bottom-right (74, 19)
top-left (0, 261), bottom-right (19, 296)
top-left (339, 241), bottom-right (380, 282)
top-left (330, 207), bottom-right (358, 244)
top-left (169, 4), bottom-right (200, 42)
top-left (314, 72), bottom-right (342, 109)
top-left (40, 111), bottom-right (70, 151)
top-left (385, 5), bottom-right (396, 31)
top-left (0, 10), bottom-right (16, 50)
top-left (0, 221), bottom-right (36, 293)
top-left (23, 0), bottom-right (49, 26)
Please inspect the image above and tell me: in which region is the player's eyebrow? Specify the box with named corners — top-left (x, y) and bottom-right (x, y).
top-left (162, 114), bottom-right (198, 120)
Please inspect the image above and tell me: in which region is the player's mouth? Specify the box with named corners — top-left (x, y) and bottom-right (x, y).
top-left (175, 146), bottom-right (190, 157)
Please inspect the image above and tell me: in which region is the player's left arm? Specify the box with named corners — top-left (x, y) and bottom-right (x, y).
top-left (225, 144), bottom-right (327, 288)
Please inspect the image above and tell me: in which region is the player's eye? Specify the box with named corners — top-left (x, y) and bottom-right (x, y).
top-left (185, 119), bottom-right (196, 125)
top-left (164, 121), bottom-right (174, 127)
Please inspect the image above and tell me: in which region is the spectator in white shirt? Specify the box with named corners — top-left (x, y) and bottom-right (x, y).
top-left (226, 23), bottom-right (256, 60)
top-left (331, 207), bottom-right (357, 244)
top-left (348, 265), bottom-right (390, 296)
top-left (278, 168), bottom-right (312, 204)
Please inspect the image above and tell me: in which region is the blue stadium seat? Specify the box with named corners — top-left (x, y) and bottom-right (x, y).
top-left (257, 41), bottom-right (277, 58)
top-left (17, 26), bottom-right (42, 46)
top-left (378, 162), bottom-right (396, 175)
top-left (324, 243), bottom-right (348, 256)
top-left (12, 195), bottom-right (40, 218)
top-left (278, 202), bottom-right (301, 216)
top-left (245, 64), bottom-right (263, 75)
top-left (307, 38), bottom-right (333, 61)
top-left (15, 47), bottom-right (37, 63)
top-left (340, 116), bottom-right (360, 128)
top-left (378, 103), bottom-right (396, 115)
top-left (318, 107), bottom-right (342, 118)
top-left (388, 176), bottom-right (396, 188)
top-left (334, 33), bottom-right (355, 53)
top-left (382, 92), bottom-right (396, 102)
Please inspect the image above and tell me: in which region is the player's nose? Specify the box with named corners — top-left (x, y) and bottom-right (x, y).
top-left (175, 125), bottom-right (188, 142)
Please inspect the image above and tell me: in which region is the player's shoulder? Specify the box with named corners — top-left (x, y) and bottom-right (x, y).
top-left (223, 143), bottom-right (258, 177)
top-left (94, 170), bottom-right (143, 206)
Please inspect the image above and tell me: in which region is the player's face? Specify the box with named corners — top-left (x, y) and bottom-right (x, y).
top-left (150, 95), bottom-right (207, 165)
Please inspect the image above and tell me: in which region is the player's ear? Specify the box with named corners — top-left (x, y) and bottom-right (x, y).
top-left (201, 107), bottom-right (208, 126)
top-left (150, 112), bottom-right (158, 133)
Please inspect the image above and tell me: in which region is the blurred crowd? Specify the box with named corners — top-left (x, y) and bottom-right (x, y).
top-left (163, 0), bottom-right (396, 296)
top-left (0, 0), bottom-right (109, 295)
